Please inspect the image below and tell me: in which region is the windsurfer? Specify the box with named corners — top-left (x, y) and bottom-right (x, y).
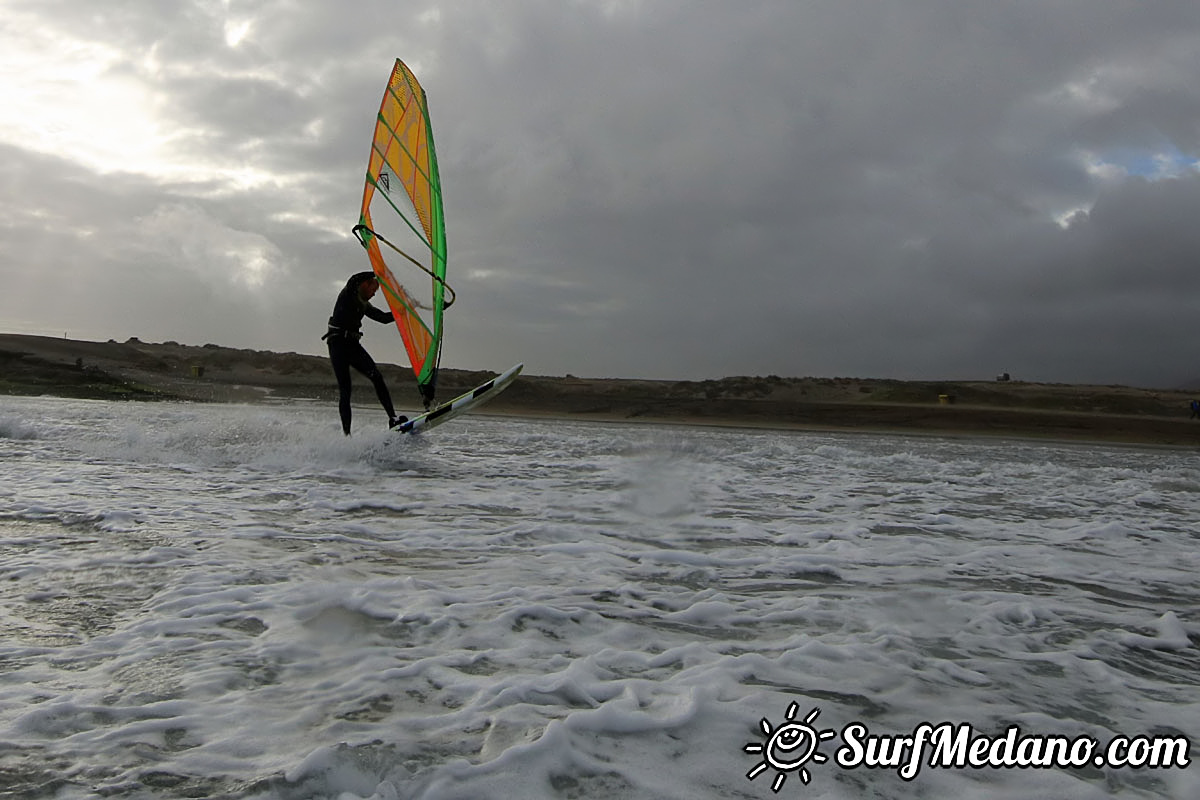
top-left (323, 271), bottom-right (408, 434)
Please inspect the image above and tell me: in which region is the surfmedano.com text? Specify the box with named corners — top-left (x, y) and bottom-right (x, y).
top-left (836, 722), bottom-right (1191, 781)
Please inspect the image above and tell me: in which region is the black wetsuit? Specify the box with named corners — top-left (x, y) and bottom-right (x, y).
top-left (324, 272), bottom-right (398, 434)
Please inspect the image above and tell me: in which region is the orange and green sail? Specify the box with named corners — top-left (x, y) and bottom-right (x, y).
top-left (354, 59), bottom-right (452, 408)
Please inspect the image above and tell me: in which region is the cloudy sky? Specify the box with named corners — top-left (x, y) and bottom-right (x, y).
top-left (2, 0), bottom-right (1199, 387)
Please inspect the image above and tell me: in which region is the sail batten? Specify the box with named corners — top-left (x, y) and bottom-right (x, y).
top-left (370, 120), bottom-right (441, 208)
top-left (357, 59), bottom-right (449, 407)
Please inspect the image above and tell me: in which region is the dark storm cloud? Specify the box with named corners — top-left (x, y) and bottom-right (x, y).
top-left (2, 0), bottom-right (1198, 386)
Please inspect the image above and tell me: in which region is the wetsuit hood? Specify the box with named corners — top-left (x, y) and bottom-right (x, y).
top-left (344, 271), bottom-right (377, 292)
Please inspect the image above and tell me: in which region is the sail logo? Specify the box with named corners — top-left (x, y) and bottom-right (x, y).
top-left (742, 703), bottom-right (1191, 793)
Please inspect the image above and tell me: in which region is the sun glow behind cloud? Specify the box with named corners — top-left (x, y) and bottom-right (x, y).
top-left (0, 12), bottom-right (275, 188)
top-left (224, 18), bottom-right (253, 48)
top-left (0, 24), bottom-right (161, 170)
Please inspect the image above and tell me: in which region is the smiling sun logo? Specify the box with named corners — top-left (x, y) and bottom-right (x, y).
top-left (744, 702), bottom-right (837, 793)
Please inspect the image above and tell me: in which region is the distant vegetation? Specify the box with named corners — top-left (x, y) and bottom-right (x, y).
top-left (3, 334), bottom-right (1200, 446)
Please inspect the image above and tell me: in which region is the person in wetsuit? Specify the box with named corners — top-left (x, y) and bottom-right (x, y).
top-left (323, 271), bottom-right (407, 435)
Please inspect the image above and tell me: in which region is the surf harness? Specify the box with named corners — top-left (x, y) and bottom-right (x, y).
top-left (321, 325), bottom-right (361, 342)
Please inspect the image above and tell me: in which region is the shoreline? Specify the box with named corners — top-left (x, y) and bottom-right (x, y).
top-left (3, 333), bottom-right (1199, 447)
top-left (492, 404), bottom-right (1200, 448)
top-left (486, 407), bottom-right (1200, 451)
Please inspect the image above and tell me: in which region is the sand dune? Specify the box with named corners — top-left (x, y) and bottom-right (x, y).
top-left (3, 333), bottom-right (1199, 446)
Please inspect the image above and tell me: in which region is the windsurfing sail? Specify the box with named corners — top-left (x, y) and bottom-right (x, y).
top-left (354, 59), bottom-right (453, 409)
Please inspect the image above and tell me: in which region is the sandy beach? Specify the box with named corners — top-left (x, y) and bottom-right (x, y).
top-left (3, 333), bottom-right (1199, 446)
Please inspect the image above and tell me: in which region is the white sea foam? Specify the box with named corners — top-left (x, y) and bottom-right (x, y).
top-left (0, 395), bottom-right (1197, 799)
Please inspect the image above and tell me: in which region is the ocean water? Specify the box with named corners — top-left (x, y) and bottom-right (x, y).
top-left (0, 395), bottom-right (1196, 800)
